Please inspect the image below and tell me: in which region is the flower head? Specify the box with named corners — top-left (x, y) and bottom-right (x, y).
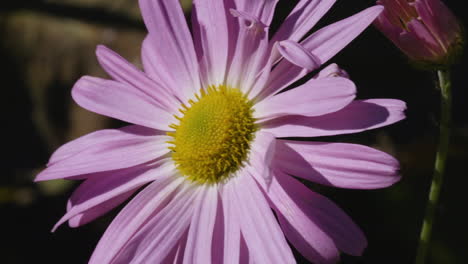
top-left (36, 0), bottom-right (407, 263)
top-left (374, 0), bottom-right (464, 68)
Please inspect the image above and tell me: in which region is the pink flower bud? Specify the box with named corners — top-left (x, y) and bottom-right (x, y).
top-left (374, 0), bottom-right (463, 68)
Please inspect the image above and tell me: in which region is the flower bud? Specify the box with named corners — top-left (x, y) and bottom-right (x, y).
top-left (374, 0), bottom-right (463, 69)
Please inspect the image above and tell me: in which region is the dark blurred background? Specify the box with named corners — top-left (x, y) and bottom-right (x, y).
top-left (1, 0), bottom-right (467, 263)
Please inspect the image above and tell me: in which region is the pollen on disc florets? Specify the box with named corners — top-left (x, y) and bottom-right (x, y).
top-left (167, 85), bottom-right (257, 185)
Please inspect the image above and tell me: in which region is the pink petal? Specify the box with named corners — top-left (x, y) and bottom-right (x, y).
top-left (211, 192), bottom-right (225, 264)
top-left (277, 40), bottom-right (321, 71)
top-left (221, 180), bottom-right (242, 264)
top-left (265, 6), bottom-right (383, 98)
top-left (95, 45), bottom-right (179, 112)
top-left (231, 174), bottom-right (295, 263)
top-left (67, 190), bottom-right (134, 228)
top-left (275, 140), bottom-right (401, 189)
top-left (89, 176), bottom-right (185, 264)
top-left (227, 9), bottom-right (269, 96)
top-left (271, 0), bottom-right (337, 43)
top-left (263, 99), bottom-right (406, 137)
top-left (53, 160), bottom-right (175, 231)
top-left (302, 6), bottom-right (384, 65)
top-left (192, 0), bottom-right (230, 85)
top-left (183, 186), bottom-right (219, 263)
top-left (265, 171), bottom-right (340, 263)
top-left (113, 184), bottom-right (199, 263)
top-left (140, 35), bottom-right (186, 102)
top-left (239, 236), bottom-right (251, 264)
top-left (47, 125), bottom-right (159, 167)
top-left (162, 229), bottom-right (189, 264)
top-left (36, 128), bottom-right (171, 181)
top-left (245, 131), bottom-right (276, 187)
top-left (139, 0), bottom-right (200, 101)
top-left (255, 77), bottom-right (356, 120)
top-left (270, 170), bottom-right (367, 260)
top-left (71, 76), bottom-right (175, 130)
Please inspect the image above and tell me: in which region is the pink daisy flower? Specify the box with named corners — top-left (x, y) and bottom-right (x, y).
top-left (36, 0), bottom-right (406, 263)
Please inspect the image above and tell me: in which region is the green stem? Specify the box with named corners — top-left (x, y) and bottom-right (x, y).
top-left (415, 69), bottom-right (452, 264)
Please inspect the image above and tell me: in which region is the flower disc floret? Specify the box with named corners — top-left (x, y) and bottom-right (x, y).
top-left (168, 85), bottom-right (257, 184)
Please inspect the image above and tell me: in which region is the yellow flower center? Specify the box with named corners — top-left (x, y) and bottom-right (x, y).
top-left (168, 85), bottom-right (257, 184)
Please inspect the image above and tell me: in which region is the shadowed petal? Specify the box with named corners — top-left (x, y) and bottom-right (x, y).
top-left (67, 190), bottom-right (134, 228)
top-left (265, 172), bottom-right (339, 263)
top-left (244, 131), bottom-right (276, 187)
top-left (275, 140), bottom-right (401, 189)
top-left (55, 160), bottom-right (175, 231)
top-left (232, 175), bottom-right (295, 263)
top-left (263, 99), bottom-right (406, 137)
top-left (255, 77), bottom-right (355, 120)
top-left (183, 186), bottom-right (219, 263)
top-left (112, 184), bottom-right (199, 263)
top-left (270, 170), bottom-right (367, 260)
top-left (221, 180), bottom-right (242, 264)
top-left (89, 176), bottom-right (185, 264)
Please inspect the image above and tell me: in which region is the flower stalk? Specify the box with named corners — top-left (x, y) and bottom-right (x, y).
top-left (415, 69), bottom-right (452, 264)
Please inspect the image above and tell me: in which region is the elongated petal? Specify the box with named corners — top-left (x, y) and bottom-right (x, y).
top-left (71, 76), bottom-right (175, 130)
top-left (275, 140), bottom-right (401, 189)
top-left (113, 184), bottom-right (199, 263)
top-left (221, 181), bottom-right (242, 264)
top-left (239, 236), bottom-right (251, 264)
top-left (265, 6), bottom-right (383, 97)
top-left (192, 0), bottom-right (230, 85)
top-left (141, 35), bottom-right (185, 102)
top-left (211, 192), bottom-right (225, 264)
top-left (89, 176), bottom-right (184, 264)
top-left (232, 175), bottom-right (295, 263)
top-left (272, 0), bottom-right (336, 43)
top-left (36, 131), bottom-right (170, 181)
top-left (183, 186), bottom-right (218, 264)
top-left (96, 45), bottom-right (179, 112)
top-left (270, 170), bottom-right (367, 259)
top-left (255, 77), bottom-right (355, 120)
top-left (47, 125), bottom-right (159, 166)
top-left (54, 160), bottom-right (174, 231)
top-left (227, 9), bottom-right (269, 96)
top-left (67, 190), bottom-right (134, 228)
top-left (263, 99), bottom-right (406, 137)
top-left (302, 6), bottom-right (383, 65)
top-left (139, 0), bottom-right (200, 101)
top-left (266, 171), bottom-right (339, 263)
